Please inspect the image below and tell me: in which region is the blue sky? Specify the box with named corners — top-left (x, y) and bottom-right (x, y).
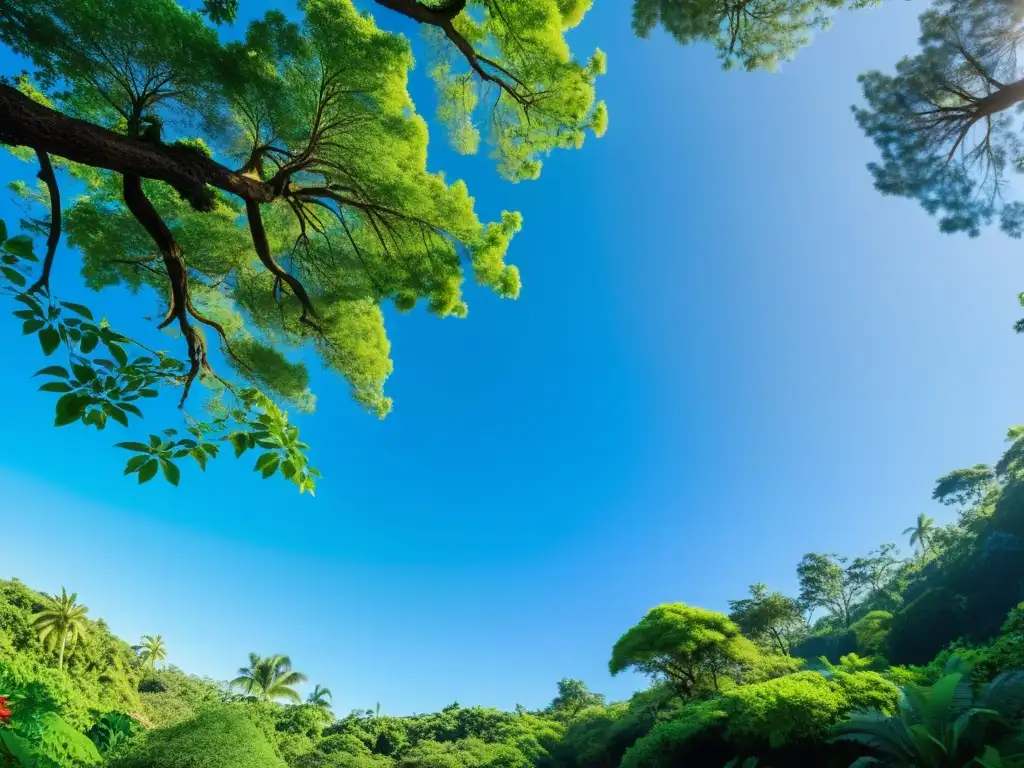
top-left (3, 0), bottom-right (1024, 716)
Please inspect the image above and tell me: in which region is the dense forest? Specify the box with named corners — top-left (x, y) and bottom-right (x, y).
top-left (4, 423), bottom-right (1024, 766)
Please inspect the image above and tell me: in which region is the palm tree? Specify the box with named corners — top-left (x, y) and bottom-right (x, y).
top-left (31, 588), bottom-right (89, 670)
top-left (902, 513), bottom-right (936, 557)
top-left (230, 653), bottom-right (307, 703)
top-left (136, 634), bottom-right (167, 669)
top-left (307, 684), bottom-right (333, 711)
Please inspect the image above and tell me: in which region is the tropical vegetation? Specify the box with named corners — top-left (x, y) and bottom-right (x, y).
top-left (6, 417), bottom-right (1024, 766)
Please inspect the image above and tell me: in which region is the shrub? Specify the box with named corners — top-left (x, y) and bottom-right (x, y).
top-left (111, 707), bottom-right (286, 768)
top-left (722, 670), bottom-right (899, 749)
top-left (722, 672), bottom-right (846, 747)
top-left (618, 699), bottom-right (727, 768)
top-left (742, 653), bottom-right (804, 684)
top-left (851, 611), bottom-right (892, 657)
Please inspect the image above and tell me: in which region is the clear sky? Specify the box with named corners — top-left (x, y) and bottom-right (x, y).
top-left (2, 0), bottom-right (1024, 717)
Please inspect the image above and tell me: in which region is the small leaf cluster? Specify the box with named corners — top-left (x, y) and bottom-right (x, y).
top-left (2, 221), bottom-right (318, 494)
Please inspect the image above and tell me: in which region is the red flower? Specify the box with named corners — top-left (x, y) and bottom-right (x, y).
top-left (0, 696), bottom-right (11, 725)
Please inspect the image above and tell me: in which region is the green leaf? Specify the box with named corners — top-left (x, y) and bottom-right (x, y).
top-left (160, 459), bottom-right (181, 487)
top-left (138, 389), bottom-right (159, 398)
top-left (61, 301), bottom-right (94, 320)
top-left (281, 459), bottom-right (297, 479)
top-left (1, 266), bottom-right (26, 286)
top-left (22, 318), bottom-right (44, 335)
top-left (124, 455), bottom-right (150, 475)
top-left (149, 434), bottom-right (162, 449)
top-left (114, 442), bottom-right (151, 452)
top-left (0, 729), bottom-right (36, 764)
top-left (3, 234), bottom-right (34, 259)
top-left (36, 365), bottom-right (69, 378)
top-left (80, 333), bottom-right (99, 354)
top-left (0, 220), bottom-right (7, 242)
top-left (119, 402), bottom-right (143, 418)
top-left (254, 452), bottom-right (278, 472)
top-left (137, 459), bottom-right (159, 484)
top-left (261, 455), bottom-right (281, 479)
top-left (39, 326), bottom-right (61, 355)
top-left (13, 308), bottom-right (35, 320)
top-left (106, 342), bottom-right (128, 367)
top-left (102, 403), bottom-right (129, 427)
top-left (191, 448), bottom-right (208, 471)
top-left (231, 432), bottom-right (249, 458)
top-left (40, 381), bottom-right (73, 393)
top-left (14, 293), bottom-right (40, 310)
top-left (54, 393), bottom-right (85, 427)
top-left (71, 362), bottom-right (96, 382)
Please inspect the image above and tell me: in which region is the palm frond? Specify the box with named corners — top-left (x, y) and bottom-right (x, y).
top-left (830, 711), bottom-right (918, 762)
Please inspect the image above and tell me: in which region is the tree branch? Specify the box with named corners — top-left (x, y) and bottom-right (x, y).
top-left (122, 174), bottom-right (210, 406)
top-left (27, 150), bottom-right (61, 295)
top-left (245, 199), bottom-right (319, 325)
top-left (0, 84), bottom-right (274, 205)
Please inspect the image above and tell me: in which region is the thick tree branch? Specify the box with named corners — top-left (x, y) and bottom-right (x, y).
top-left (27, 150), bottom-right (61, 295)
top-left (0, 84), bottom-right (276, 205)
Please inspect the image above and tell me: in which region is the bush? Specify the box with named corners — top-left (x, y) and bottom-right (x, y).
top-left (722, 672), bottom-right (846, 748)
top-left (742, 653), bottom-right (804, 684)
top-left (830, 671), bottom-right (899, 714)
top-left (111, 707), bottom-right (286, 768)
top-left (722, 670), bottom-right (899, 749)
top-left (851, 611), bottom-right (892, 657)
top-left (618, 700), bottom-right (727, 768)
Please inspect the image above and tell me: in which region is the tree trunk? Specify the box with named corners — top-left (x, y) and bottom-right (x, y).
top-left (970, 77), bottom-right (1024, 118)
top-left (58, 631), bottom-right (67, 671)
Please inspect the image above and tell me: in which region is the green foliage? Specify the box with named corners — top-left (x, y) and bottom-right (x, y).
top-left (722, 671), bottom-right (898, 748)
top-left (728, 584), bottom-right (806, 656)
top-left (889, 588), bottom-right (968, 665)
top-left (0, 655), bottom-right (103, 767)
top-left (111, 707), bottom-right (287, 768)
top-left (231, 653), bottom-right (309, 704)
top-left (138, 666), bottom-right (225, 729)
top-left (546, 679), bottom-right (605, 720)
top-left (630, 0), bottom-right (879, 71)
top-left (855, 0), bottom-right (1024, 239)
top-left (30, 589), bottom-right (88, 672)
top-left (852, 611), bottom-right (893, 658)
top-left (136, 634), bottom-right (167, 670)
top-left (832, 670), bottom-right (1024, 766)
top-left (797, 553), bottom-right (869, 628)
top-left (610, 604), bottom-right (760, 698)
top-left (618, 699), bottom-right (727, 768)
top-left (424, 1), bottom-right (607, 181)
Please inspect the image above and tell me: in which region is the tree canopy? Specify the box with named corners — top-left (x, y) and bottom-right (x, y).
top-left (0, 0), bottom-right (608, 493)
top-left (855, 0), bottom-right (1024, 238)
top-left (609, 604), bottom-right (759, 698)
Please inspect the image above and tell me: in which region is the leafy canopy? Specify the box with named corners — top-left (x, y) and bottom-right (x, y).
top-left (0, 0), bottom-right (605, 493)
top-left (609, 604), bottom-right (759, 698)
